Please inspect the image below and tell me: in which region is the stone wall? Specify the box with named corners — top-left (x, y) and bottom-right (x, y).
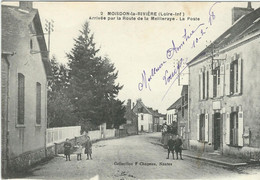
top-left (8, 147), bottom-right (46, 173)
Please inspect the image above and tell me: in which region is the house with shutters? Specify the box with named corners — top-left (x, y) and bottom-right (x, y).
top-left (133, 99), bottom-right (154, 132)
top-left (187, 3), bottom-right (260, 159)
top-left (1, 2), bottom-right (52, 175)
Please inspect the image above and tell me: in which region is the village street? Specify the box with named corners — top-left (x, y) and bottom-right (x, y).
top-left (24, 133), bottom-right (260, 180)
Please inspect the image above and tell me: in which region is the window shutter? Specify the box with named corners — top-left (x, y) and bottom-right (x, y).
top-left (197, 114), bottom-right (200, 141)
top-left (205, 113), bottom-right (209, 142)
top-left (225, 112), bottom-right (230, 144)
top-left (225, 61), bottom-right (230, 96)
top-left (199, 69), bottom-right (203, 100)
top-left (219, 64), bottom-right (225, 97)
top-left (238, 58), bottom-right (243, 94)
top-left (199, 70), bottom-right (203, 100)
top-left (205, 70), bottom-right (208, 99)
top-left (238, 111), bottom-right (244, 146)
top-left (208, 71), bottom-right (213, 98)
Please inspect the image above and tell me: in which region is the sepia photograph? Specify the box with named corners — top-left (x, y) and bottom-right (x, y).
top-left (1, 0), bottom-right (260, 179)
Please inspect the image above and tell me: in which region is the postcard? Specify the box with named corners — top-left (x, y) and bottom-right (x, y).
top-left (1, 1), bottom-right (260, 179)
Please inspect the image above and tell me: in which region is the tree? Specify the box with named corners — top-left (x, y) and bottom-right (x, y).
top-left (66, 21), bottom-right (124, 131)
top-left (47, 56), bottom-right (77, 127)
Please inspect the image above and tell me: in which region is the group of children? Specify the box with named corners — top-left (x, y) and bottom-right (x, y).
top-left (166, 135), bottom-right (183, 160)
top-left (63, 136), bottom-right (93, 161)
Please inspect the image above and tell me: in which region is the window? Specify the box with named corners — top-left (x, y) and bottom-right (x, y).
top-left (141, 114), bottom-right (144, 120)
top-left (182, 107), bottom-right (184, 118)
top-left (230, 60), bottom-right (238, 95)
top-left (199, 114), bottom-right (205, 141)
top-left (230, 112), bottom-right (238, 146)
top-left (36, 82), bottom-right (41, 124)
top-left (199, 69), bottom-right (209, 100)
top-left (30, 39), bottom-right (33, 50)
top-left (18, 73), bottom-right (25, 125)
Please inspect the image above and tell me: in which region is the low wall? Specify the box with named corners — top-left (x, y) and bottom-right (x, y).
top-left (106, 129), bottom-right (115, 138)
top-left (8, 147), bottom-right (46, 173)
top-left (87, 130), bottom-right (101, 141)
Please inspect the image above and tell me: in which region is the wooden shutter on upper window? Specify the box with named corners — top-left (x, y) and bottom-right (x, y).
top-left (197, 114), bottom-right (200, 141)
top-left (205, 70), bottom-right (208, 99)
top-left (205, 113), bottom-right (209, 142)
top-left (225, 60), bottom-right (230, 96)
top-left (238, 111), bottom-right (244, 146)
top-left (219, 64), bottom-right (225, 97)
top-left (238, 58), bottom-right (243, 94)
top-left (199, 69), bottom-right (203, 100)
top-left (225, 112), bottom-right (230, 144)
top-left (208, 68), bottom-right (213, 98)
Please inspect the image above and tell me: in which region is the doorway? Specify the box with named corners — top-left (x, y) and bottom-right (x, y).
top-left (141, 125), bottom-right (143, 131)
top-left (214, 113), bottom-right (221, 150)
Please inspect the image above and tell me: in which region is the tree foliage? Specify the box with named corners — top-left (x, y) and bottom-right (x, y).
top-left (47, 56), bottom-right (77, 128)
top-left (66, 21), bottom-right (125, 131)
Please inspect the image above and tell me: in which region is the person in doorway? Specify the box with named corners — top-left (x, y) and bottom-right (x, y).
top-left (166, 135), bottom-right (175, 159)
top-left (64, 138), bottom-right (72, 161)
top-left (85, 136), bottom-right (92, 160)
top-left (74, 142), bottom-right (83, 160)
top-left (175, 135), bottom-right (183, 160)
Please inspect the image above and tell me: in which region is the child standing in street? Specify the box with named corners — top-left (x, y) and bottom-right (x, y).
top-left (74, 142), bottom-right (83, 161)
top-left (64, 138), bottom-right (72, 161)
top-left (85, 136), bottom-right (92, 160)
top-left (166, 135), bottom-right (175, 159)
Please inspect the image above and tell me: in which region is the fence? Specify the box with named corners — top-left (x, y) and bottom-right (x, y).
top-left (47, 126), bottom-right (81, 147)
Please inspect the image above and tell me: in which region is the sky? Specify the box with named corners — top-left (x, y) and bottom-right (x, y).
top-left (2, 1), bottom-right (260, 113)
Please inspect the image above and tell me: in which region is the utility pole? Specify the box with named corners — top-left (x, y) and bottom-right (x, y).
top-left (45, 19), bottom-right (54, 58)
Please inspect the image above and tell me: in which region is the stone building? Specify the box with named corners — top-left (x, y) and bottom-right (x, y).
top-left (187, 4), bottom-right (260, 159)
top-left (122, 99), bottom-right (138, 135)
top-left (133, 99), bottom-right (154, 132)
top-left (1, 2), bottom-right (52, 175)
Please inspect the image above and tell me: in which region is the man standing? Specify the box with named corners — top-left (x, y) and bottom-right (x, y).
top-left (175, 135), bottom-right (183, 160)
top-left (166, 135), bottom-right (175, 159)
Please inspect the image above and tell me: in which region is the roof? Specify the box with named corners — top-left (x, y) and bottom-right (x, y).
top-left (133, 99), bottom-right (153, 115)
top-left (2, 5), bottom-right (52, 78)
top-left (188, 7), bottom-right (260, 66)
top-left (167, 97), bottom-right (182, 111)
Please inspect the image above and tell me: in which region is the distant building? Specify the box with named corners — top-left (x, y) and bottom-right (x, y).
top-left (1, 2), bottom-right (52, 174)
top-left (188, 4), bottom-right (260, 159)
top-left (122, 99), bottom-right (138, 135)
top-left (151, 109), bottom-right (165, 132)
top-left (133, 99), bottom-right (154, 132)
top-left (166, 97), bottom-right (181, 125)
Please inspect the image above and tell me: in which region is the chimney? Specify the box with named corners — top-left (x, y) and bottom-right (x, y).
top-left (19, 1), bottom-right (33, 11)
top-left (127, 99), bottom-right (131, 110)
top-left (232, 2), bottom-right (254, 24)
